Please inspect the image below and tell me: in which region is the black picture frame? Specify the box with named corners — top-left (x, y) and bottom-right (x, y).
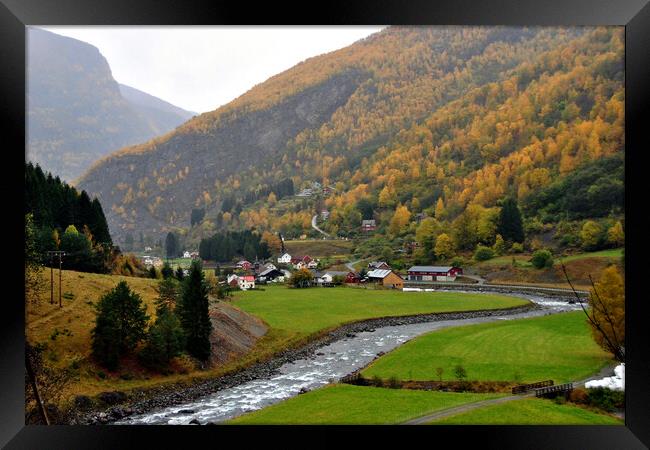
top-left (3, 0), bottom-right (649, 448)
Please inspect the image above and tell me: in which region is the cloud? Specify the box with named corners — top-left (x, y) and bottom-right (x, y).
top-left (40, 26), bottom-right (385, 113)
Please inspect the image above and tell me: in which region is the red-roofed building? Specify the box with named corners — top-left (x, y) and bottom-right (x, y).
top-left (238, 275), bottom-right (255, 290)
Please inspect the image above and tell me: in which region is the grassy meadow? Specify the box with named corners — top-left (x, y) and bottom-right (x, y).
top-left (429, 398), bottom-right (623, 425)
top-left (26, 271), bottom-right (528, 406)
top-left (231, 285), bottom-right (530, 335)
top-left (227, 384), bottom-right (503, 425)
top-left (361, 311), bottom-right (612, 383)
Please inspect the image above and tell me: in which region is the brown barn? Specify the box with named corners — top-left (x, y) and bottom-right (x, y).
top-left (366, 269), bottom-right (404, 289)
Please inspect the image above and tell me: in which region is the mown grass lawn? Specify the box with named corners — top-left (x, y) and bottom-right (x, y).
top-left (361, 311), bottom-right (612, 383)
top-left (429, 398), bottom-right (623, 425)
top-left (232, 286), bottom-right (530, 335)
top-left (227, 384), bottom-right (504, 425)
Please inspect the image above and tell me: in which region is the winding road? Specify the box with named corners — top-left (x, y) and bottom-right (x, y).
top-left (311, 214), bottom-right (330, 238)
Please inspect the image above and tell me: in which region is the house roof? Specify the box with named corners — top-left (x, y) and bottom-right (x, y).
top-left (361, 219), bottom-right (376, 225)
top-left (240, 275), bottom-right (255, 281)
top-left (259, 267), bottom-right (282, 277)
top-left (407, 266), bottom-right (456, 273)
top-left (366, 269), bottom-right (393, 279)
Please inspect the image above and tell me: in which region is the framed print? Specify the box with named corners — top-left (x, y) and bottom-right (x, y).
top-left (3, 0), bottom-right (649, 448)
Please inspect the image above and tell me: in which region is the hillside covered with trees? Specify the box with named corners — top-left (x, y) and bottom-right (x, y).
top-left (77, 26), bottom-right (624, 259)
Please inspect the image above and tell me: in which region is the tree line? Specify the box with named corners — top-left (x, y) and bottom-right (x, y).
top-left (92, 260), bottom-right (212, 371)
top-left (198, 230), bottom-right (271, 263)
top-left (25, 162), bottom-right (115, 273)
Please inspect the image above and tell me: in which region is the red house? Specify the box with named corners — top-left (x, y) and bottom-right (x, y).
top-left (345, 272), bottom-right (361, 284)
top-left (237, 260), bottom-right (253, 271)
top-left (407, 266), bottom-right (463, 282)
top-left (361, 219), bottom-right (376, 232)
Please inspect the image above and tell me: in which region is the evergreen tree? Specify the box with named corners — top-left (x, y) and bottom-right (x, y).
top-left (161, 262), bottom-right (174, 279)
top-left (165, 232), bottom-right (179, 258)
top-left (177, 261), bottom-right (212, 361)
top-left (175, 266), bottom-right (185, 281)
top-left (148, 266), bottom-right (158, 279)
top-left (497, 197), bottom-right (525, 244)
top-left (91, 281), bottom-right (149, 370)
top-left (139, 308), bottom-right (185, 370)
top-left (155, 278), bottom-right (179, 313)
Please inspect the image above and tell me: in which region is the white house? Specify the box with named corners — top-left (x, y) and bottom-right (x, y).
top-left (183, 251), bottom-right (191, 258)
top-left (307, 259), bottom-right (319, 269)
top-left (277, 253), bottom-right (292, 264)
top-left (238, 275), bottom-right (256, 290)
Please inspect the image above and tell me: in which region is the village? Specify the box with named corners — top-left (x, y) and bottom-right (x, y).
top-left (137, 244), bottom-right (463, 292)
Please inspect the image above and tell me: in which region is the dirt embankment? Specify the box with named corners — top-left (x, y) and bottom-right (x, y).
top-left (209, 302), bottom-right (268, 366)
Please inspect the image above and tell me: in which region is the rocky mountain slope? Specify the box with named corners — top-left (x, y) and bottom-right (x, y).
top-left (27, 28), bottom-right (194, 183)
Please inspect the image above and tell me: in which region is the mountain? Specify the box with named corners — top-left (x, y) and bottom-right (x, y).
top-left (76, 26), bottom-right (624, 247)
top-left (118, 84), bottom-right (196, 135)
top-left (26, 28), bottom-right (195, 183)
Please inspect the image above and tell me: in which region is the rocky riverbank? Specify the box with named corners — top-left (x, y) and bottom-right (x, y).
top-left (70, 302), bottom-right (541, 425)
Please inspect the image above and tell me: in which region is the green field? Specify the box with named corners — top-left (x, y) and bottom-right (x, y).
top-left (227, 384), bottom-right (503, 425)
top-left (232, 286), bottom-right (529, 335)
top-left (362, 311), bottom-right (612, 383)
top-left (557, 248), bottom-right (624, 263)
top-left (429, 398), bottom-right (623, 425)
top-left (284, 239), bottom-right (354, 258)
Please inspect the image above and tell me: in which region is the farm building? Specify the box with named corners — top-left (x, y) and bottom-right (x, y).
top-left (257, 267), bottom-right (286, 283)
top-left (238, 275), bottom-right (256, 290)
top-left (290, 255), bottom-right (316, 270)
top-left (407, 266), bottom-right (463, 282)
top-left (365, 269), bottom-right (404, 289)
top-left (277, 252), bottom-right (292, 264)
top-left (368, 261), bottom-right (390, 270)
top-left (237, 260), bottom-right (253, 271)
top-left (313, 270), bottom-right (349, 286)
top-left (361, 219), bottom-right (376, 232)
top-left (345, 272), bottom-right (361, 283)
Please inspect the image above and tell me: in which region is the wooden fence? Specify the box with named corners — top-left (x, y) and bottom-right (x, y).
top-left (512, 380), bottom-right (554, 394)
top-left (534, 382), bottom-right (574, 398)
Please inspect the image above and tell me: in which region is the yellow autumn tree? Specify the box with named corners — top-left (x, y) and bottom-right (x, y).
top-left (434, 233), bottom-right (455, 260)
top-left (586, 265), bottom-right (625, 361)
top-left (607, 221), bottom-right (624, 247)
top-left (261, 230), bottom-right (282, 254)
top-left (434, 197), bottom-right (445, 219)
top-left (389, 204), bottom-right (411, 236)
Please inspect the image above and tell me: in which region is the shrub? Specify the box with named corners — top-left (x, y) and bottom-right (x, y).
top-left (453, 365), bottom-right (467, 381)
top-left (568, 387), bottom-right (589, 404)
top-left (531, 249), bottom-right (553, 269)
top-left (388, 376), bottom-right (401, 389)
top-left (372, 375), bottom-right (384, 387)
top-left (510, 242), bottom-right (524, 253)
top-left (474, 245), bottom-right (495, 262)
top-left (586, 387), bottom-right (625, 412)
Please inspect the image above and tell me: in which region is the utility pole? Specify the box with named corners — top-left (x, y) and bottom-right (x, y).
top-left (47, 251), bottom-right (65, 308)
top-left (49, 253), bottom-right (53, 305)
top-left (25, 350), bottom-right (49, 425)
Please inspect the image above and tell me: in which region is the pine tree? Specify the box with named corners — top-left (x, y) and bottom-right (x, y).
top-left (161, 262), bottom-right (174, 279)
top-left (175, 266), bottom-right (185, 281)
top-left (497, 197), bottom-right (525, 244)
top-left (177, 261), bottom-right (212, 361)
top-left (91, 281), bottom-right (149, 370)
top-left (139, 308), bottom-right (185, 370)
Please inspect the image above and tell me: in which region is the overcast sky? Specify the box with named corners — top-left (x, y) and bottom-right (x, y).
top-left (39, 26), bottom-right (385, 114)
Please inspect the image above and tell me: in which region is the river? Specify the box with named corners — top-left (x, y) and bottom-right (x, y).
top-left (115, 293), bottom-right (581, 425)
